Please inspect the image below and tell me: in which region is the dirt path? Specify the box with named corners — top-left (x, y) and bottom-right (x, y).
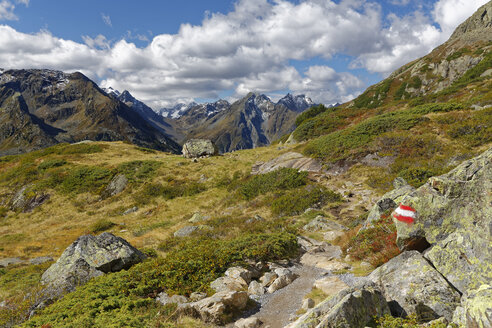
top-left (253, 264), bottom-right (327, 328)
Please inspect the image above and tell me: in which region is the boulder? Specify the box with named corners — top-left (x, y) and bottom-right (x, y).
top-left (361, 178), bottom-right (414, 229)
top-left (156, 292), bottom-right (189, 306)
top-left (41, 232), bottom-right (146, 291)
top-left (303, 216), bottom-right (348, 232)
top-left (182, 139), bottom-right (218, 158)
top-left (251, 152), bottom-right (323, 175)
top-left (101, 174), bottom-right (128, 199)
top-left (211, 276), bottom-right (248, 293)
top-left (0, 257), bottom-right (24, 268)
top-left (190, 292), bottom-right (207, 302)
top-left (188, 212), bottom-right (209, 223)
top-left (179, 291), bottom-right (249, 325)
top-left (248, 280), bottom-right (265, 296)
top-left (225, 266), bottom-right (254, 284)
top-left (302, 298), bottom-right (315, 310)
top-left (369, 251), bottom-right (461, 321)
top-left (260, 272), bottom-right (278, 287)
top-left (122, 206), bottom-right (138, 215)
top-left (234, 316), bottom-right (262, 328)
top-left (10, 185), bottom-right (50, 213)
top-left (288, 282), bottom-right (390, 328)
top-left (313, 276), bottom-right (349, 296)
top-left (452, 284), bottom-right (492, 328)
top-left (267, 269), bottom-right (298, 293)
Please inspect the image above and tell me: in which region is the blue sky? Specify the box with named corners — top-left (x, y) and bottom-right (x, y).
top-left (0, 0), bottom-right (488, 108)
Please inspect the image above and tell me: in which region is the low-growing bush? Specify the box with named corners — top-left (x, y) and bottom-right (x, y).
top-left (271, 185), bottom-right (343, 216)
top-left (60, 166), bottom-right (113, 194)
top-left (117, 160), bottom-right (161, 183)
top-left (239, 168), bottom-right (308, 200)
top-left (90, 219), bottom-right (116, 233)
top-left (37, 159), bottom-right (67, 171)
top-left (346, 211), bottom-right (400, 267)
top-left (295, 104), bottom-right (331, 126)
top-left (134, 180), bottom-right (207, 205)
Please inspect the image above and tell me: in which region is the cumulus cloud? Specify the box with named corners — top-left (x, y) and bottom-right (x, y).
top-left (0, 0), bottom-right (488, 107)
top-left (0, 0), bottom-right (17, 20)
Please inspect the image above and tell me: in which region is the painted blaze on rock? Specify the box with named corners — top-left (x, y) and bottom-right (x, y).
top-left (182, 139), bottom-right (219, 158)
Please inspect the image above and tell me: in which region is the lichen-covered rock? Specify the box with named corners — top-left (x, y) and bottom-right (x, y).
top-left (452, 284), bottom-right (492, 328)
top-left (288, 282), bottom-right (390, 328)
top-left (10, 185), bottom-right (50, 213)
top-left (361, 178), bottom-right (414, 229)
top-left (424, 231), bottom-right (491, 294)
top-left (179, 290), bottom-right (249, 325)
top-left (173, 225), bottom-right (211, 237)
top-left (251, 152), bottom-right (323, 174)
top-left (41, 232), bottom-right (145, 291)
top-left (369, 251), bottom-right (461, 321)
top-left (182, 139), bottom-right (218, 158)
top-left (394, 148), bottom-right (491, 250)
top-left (101, 174), bottom-right (128, 199)
top-left (211, 276), bottom-right (248, 293)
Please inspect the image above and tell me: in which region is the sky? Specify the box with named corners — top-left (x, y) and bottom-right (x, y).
top-left (0, 0), bottom-right (488, 108)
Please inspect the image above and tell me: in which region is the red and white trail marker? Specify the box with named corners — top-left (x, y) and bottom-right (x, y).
top-left (393, 204), bottom-right (417, 224)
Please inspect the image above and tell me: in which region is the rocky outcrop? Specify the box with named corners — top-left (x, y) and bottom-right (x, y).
top-left (369, 251), bottom-right (461, 321)
top-left (182, 139), bottom-right (218, 158)
top-left (10, 185), bottom-right (50, 213)
top-left (452, 284), bottom-right (492, 328)
top-left (252, 152), bottom-right (323, 175)
top-left (101, 174), bottom-right (128, 199)
top-left (41, 232), bottom-right (145, 291)
top-left (287, 282), bottom-right (390, 328)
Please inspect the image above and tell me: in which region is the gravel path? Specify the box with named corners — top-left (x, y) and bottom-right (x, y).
top-left (253, 264), bottom-right (327, 328)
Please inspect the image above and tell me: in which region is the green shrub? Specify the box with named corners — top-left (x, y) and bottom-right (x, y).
top-left (446, 47), bottom-right (471, 61)
top-left (117, 160), bottom-right (161, 183)
top-left (91, 219), bottom-right (116, 233)
top-left (60, 166), bottom-right (113, 194)
top-left (409, 76), bottom-right (422, 89)
top-left (134, 180), bottom-right (207, 205)
top-left (37, 159), bottom-right (67, 171)
top-left (295, 104), bottom-right (331, 126)
top-left (271, 185), bottom-right (343, 216)
top-left (353, 79), bottom-right (392, 109)
top-left (398, 167), bottom-right (440, 188)
top-left (375, 313), bottom-right (450, 327)
top-left (394, 82), bottom-right (409, 100)
top-left (239, 168), bottom-right (308, 200)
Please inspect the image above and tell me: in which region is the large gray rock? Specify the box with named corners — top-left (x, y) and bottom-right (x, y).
top-left (182, 139), bottom-right (218, 158)
top-left (41, 232), bottom-right (146, 291)
top-left (179, 290), bottom-right (249, 325)
top-left (251, 152), bottom-right (323, 175)
top-left (101, 174), bottom-right (128, 199)
top-left (369, 251), bottom-right (461, 321)
top-left (287, 282), bottom-right (390, 328)
top-left (361, 177), bottom-right (414, 229)
top-left (211, 276), bottom-right (248, 293)
top-left (452, 284), bottom-right (492, 328)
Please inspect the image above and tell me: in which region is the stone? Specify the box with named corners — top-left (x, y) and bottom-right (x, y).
top-left (289, 282), bottom-right (390, 328)
top-left (173, 226), bottom-right (199, 238)
top-left (0, 257), bottom-right (24, 268)
top-left (369, 251), bottom-right (461, 321)
top-left (313, 276), bottom-right (349, 296)
top-left (452, 284), bottom-right (492, 328)
top-left (10, 185), bottom-right (50, 213)
top-left (156, 292), bottom-right (189, 306)
top-left (225, 266), bottom-right (253, 284)
top-left (251, 152), bottom-right (323, 175)
top-left (361, 178), bottom-right (414, 229)
top-left (122, 206), bottom-right (138, 215)
top-left (248, 280), bottom-right (265, 296)
top-left (188, 212), bottom-right (208, 223)
top-left (179, 291), bottom-right (249, 325)
top-left (302, 298), bottom-right (315, 310)
top-left (303, 216), bottom-right (348, 232)
top-left (182, 139), bottom-right (218, 158)
top-left (211, 276), bottom-right (248, 293)
top-left (323, 231), bottom-right (345, 242)
top-left (260, 272), bottom-right (278, 287)
top-left (190, 292), bottom-right (207, 302)
top-left (41, 232), bottom-right (146, 291)
top-left (101, 174), bottom-right (128, 199)
top-left (234, 317), bottom-right (262, 328)
top-left (29, 256), bottom-right (53, 265)
top-left (267, 269), bottom-right (298, 293)
top-left (245, 214), bottom-right (264, 224)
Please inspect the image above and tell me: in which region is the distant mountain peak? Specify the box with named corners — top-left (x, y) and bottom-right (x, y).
top-left (277, 93), bottom-right (314, 112)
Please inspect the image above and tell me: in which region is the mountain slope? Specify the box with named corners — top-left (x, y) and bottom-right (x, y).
top-left (0, 70), bottom-right (180, 155)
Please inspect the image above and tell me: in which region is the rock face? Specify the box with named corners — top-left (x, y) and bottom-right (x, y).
top-left (41, 232), bottom-right (145, 291)
top-left (369, 251), bottom-right (461, 321)
top-left (182, 139), bottom-right (218, 158)
top-left (452, 284), bottom-right (492, 328)
top-left (288, 282), bottom-right (390, 328)
top-left (252, 152), bottom-right (323, 175)
top-left (393, 148), bottom-right (491, 290)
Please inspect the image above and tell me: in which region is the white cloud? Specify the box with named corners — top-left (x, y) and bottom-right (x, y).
top-left (101, 13), bottom-right (112, 27)
top-left (15, 0), bottom-right (28, 5)
top-left (0, 0), bottom-right (488, 107)
top-left (0, 0), bottom-right (17, 20)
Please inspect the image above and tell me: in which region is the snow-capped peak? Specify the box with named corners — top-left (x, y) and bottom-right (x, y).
top-left (103, 87), bottom-right (121, 97)
top-left (277, 93), bottom-right (315, 112)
